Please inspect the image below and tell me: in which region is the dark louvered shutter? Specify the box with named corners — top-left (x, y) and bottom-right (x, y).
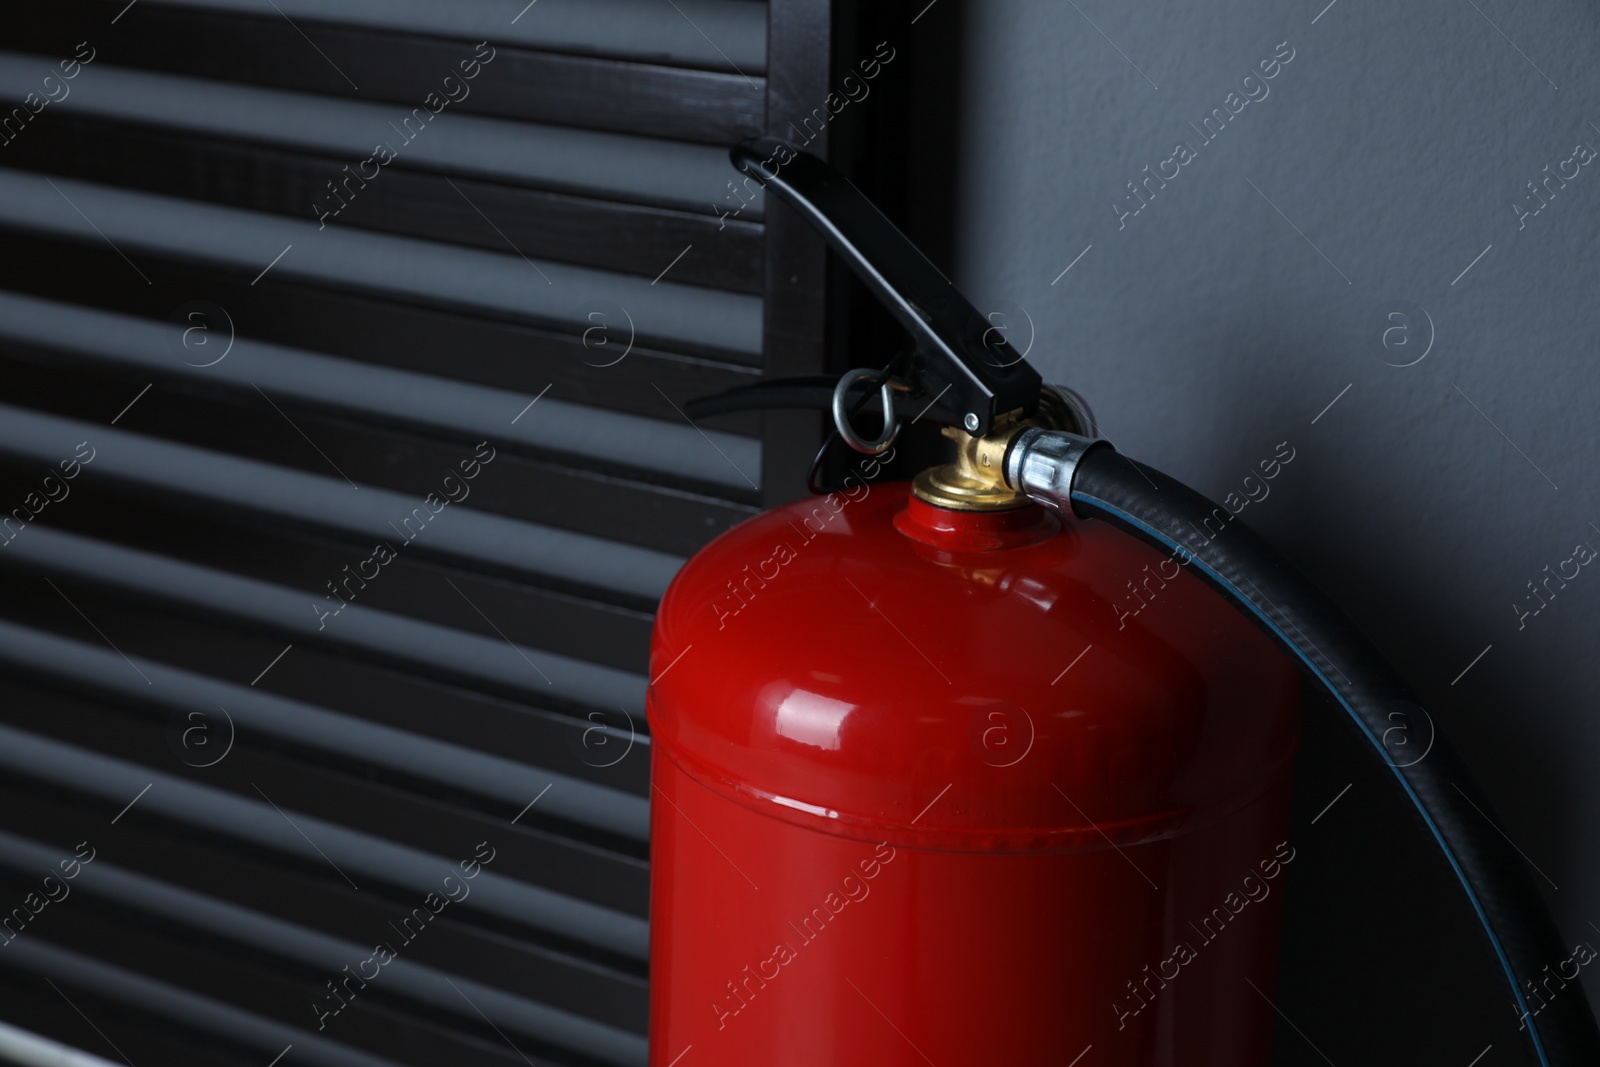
top-left (0, 1), bottom-right (870, 1063)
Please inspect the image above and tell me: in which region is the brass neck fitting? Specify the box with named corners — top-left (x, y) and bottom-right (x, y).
top-left (911, 414), bottom-right (1032, 511)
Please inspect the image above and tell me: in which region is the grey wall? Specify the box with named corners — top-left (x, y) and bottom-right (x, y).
top-left (952, 0), bottom-right (1600, 1058)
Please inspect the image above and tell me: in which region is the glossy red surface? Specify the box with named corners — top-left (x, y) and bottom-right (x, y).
top-left (648, 482), bottom-right (1301, 1065)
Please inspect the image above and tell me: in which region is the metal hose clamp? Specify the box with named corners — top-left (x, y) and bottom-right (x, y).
top-left (1005, 427), bottom-right (1110, 516)
top-left (831, 368), bottom-right (899, 454)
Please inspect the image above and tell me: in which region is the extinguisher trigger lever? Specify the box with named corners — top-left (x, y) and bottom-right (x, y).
top-left (731, 137), bottom-right (1045, 438)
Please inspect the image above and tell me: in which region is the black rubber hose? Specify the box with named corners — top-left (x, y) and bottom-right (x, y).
top-left (1061, 441), bottom-right (1598, 1066)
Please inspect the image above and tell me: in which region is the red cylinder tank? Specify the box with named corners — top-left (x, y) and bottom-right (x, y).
top-left (647, 479), bottom-right (1301, 1066)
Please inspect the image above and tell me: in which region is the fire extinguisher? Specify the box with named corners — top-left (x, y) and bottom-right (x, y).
top-left (645, 139), bottom-right (1599, 1066)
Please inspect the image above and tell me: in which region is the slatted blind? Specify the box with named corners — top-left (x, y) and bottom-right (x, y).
top-left (0, 1), bottom-right (840, 1063)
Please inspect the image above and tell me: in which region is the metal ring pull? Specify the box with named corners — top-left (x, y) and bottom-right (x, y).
top-left (831, 368), bottom-right (899, 454)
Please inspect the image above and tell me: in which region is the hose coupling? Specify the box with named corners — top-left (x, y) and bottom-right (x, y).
top-left (1004, 428), bottom-right (1111, 515)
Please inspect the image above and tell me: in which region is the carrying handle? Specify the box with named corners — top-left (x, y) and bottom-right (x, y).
top-left (731, 137), bottom-right (1043, 437)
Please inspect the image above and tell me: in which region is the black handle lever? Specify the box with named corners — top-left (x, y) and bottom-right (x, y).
top-left (732, 137), bottom-right (1043, 436)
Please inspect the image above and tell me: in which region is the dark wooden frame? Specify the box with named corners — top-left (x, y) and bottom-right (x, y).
top-left (760, 0), bottom-right (836, 504)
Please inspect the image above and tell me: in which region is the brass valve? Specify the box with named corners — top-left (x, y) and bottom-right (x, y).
top-left (911, 414), bottom-right (1033, 511)
top-left (911, 387), bottom-right (1094, 511)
